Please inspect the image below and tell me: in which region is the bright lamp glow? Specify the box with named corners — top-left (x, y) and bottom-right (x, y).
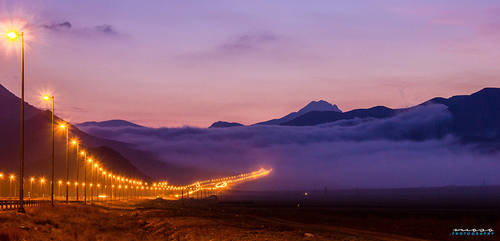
top-left (7, 31), bottom-right (17, 40)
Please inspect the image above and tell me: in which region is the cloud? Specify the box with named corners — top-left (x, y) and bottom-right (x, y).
top-left (77, 104), bottom-right (500, 190)
top-left (42, 21), bottom-right (72, 31)
top-left (94, 24), bottom-right (119, 35)
top-left (40, 21), bottom-right (121, 36)
top-left (220, 31), bottom-right (280, 52)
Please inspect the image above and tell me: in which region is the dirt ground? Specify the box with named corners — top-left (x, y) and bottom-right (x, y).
top-left (0, 198), bottom-right (497, 240)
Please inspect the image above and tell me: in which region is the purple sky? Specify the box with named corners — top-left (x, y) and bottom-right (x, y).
top-left (1, 0), bottom-right (499, 127)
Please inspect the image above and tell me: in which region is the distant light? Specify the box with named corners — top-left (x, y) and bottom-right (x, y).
top-left (304, 192), bottom-right (308, 196)
top-left (98, 195), bottom-right (106, 198)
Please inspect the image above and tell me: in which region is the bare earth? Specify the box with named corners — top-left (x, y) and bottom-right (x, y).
top-left (0, 198), bottom-right (496, 240)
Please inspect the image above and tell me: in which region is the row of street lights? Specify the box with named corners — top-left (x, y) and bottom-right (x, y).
top-left (5, 28), bottom-right (150, 211)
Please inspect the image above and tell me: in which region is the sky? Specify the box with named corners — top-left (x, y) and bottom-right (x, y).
top-left (0, 0), bottom-right (499, 127)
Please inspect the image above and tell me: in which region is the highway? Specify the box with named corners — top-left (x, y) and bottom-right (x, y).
top-left (0, 168), bottom-right (272, 206)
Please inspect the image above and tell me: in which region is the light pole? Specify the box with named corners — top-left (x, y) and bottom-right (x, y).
top-left (82, 153), bottom-right (88, 204)
top-left (71, 139), bottom-right (79, 201)
top-left (91, 162), bottom-right (97, 204)
top-left (58, 180), bottom-right (62, 199)
top-left (42, 95), bottom-right (55, 206)
top-left (9, 175), bottom-right (14, 197)
top-left (59, 124), bottom-right (69, 203)
top-left (7, 30), bottom-right (25, 213)
top-left (0, 173), bottom-right (3, 197)
top-left (40, 178), bottom-right (46, 198)
top-left (29, 177), bottom-right (34, 198)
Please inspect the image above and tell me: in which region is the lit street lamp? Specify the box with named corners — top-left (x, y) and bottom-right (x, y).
top-left (58, 180), bottom-right (62, 198)
top-left (9, 174), bottom-right (15, 197)
top-left (0, 173), bottom-right (3, 197)
top-left (60, 123), bottom-right (69, 203)
top-left (82, 152), bottom-right (88, 204)
top-left (30, 177), bottom-right (34, 198)
top-left (42, 94), bottom-right (55, 206)
top-left (7, 30), bottom-right (26, 213)
top-left (71, 139), bottom-right (79, 201)
top-left (40, 178), bottom-right (46, 198)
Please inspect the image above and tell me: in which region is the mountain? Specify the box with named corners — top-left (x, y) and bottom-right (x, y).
top-left (87, 146), bottom-right (149, 180)
top-left (0, 84), bottom-right (152, 180)
top-left (256, 100), bottom-right (342, 125)
top-left (78, 119), bottom-right (143, 128)
top-left (425, 88), bottom-right (500, 142)
top-left (0, 84), bottom-right (197, 182)
top-left (282, 106), bottom-right (396, 126)
top-left (209, 121), bottom-right (244, 128)
top-left (280, 88), bottom-right (500, 143)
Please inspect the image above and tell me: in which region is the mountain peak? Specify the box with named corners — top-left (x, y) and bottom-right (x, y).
top-left (255, 100), bottom-right (342, 125)
top-left (299, 100), bottom-right (342, 114)
top-left (77, 119), bottom-right (143, 128)
top-left (209, 121), bottom-right (244, 128)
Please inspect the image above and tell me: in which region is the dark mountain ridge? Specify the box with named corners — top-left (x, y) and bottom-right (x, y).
top-left (0, 84), bottom-right (199, 182)
top-left (78, 119), bottom-right (144, 128)
top-left (209, 121), bottom-right (244, 128)
top-left (278, 87), bottom-right (500, 143)
top-left (256, 100), bottom-right (342, 125)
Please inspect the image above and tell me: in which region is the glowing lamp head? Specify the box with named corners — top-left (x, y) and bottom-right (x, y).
top-left (42, 95), bottom-right (51, 101)
top-left (59, 124), bottom-right (67, 129)
top-left (71, 139), bottom-right (78, 145)
top-left (7, 31), bottom-right (18, 40)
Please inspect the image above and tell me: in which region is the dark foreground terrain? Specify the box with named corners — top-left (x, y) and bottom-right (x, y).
top-left (0, 186), bottom-right (499, 240)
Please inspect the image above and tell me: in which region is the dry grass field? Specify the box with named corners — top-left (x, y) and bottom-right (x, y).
top-left (0, 196), bottom-right (498, 241)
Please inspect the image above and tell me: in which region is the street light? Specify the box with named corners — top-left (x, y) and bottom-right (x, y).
top-left (30, 177), bottom-right (34, 198)
top-left (40, 178), bottom-right (46, 198)
top-left (7, 30), bottom-right (25, 212)
top-left (8, 174), bottom-right (15, 197)
top-left (58, 180), bottom-right (62, 198)
top-left (71, 139), bottom-right (79, 201)
top-left (81, 152), bottom-right (87, 204)
top-left (42, 94), bottom-right (55, 206)
top-left (59, 123), bottom-right (69, 203)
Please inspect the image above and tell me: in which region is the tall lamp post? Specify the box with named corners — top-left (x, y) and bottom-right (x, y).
top-left (71, 139), bottom-right (79, 201)
top-left (7, 30), bottom-right (26, 213)
top-left (42, 95), bottom-right (55, 206)
top-left (59, 124), bottom-right (69, 203)
top-left (81, 152), bottom-right (87, 204)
